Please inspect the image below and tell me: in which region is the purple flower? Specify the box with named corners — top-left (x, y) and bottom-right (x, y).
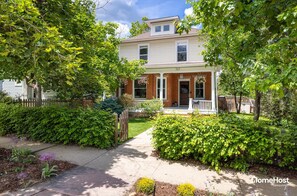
top-left (39, 152), bottom-right (55, 162)
top-left (11, 136), bottom-right (20, 144)
top-left (17, 172), bottom-right (28, 179)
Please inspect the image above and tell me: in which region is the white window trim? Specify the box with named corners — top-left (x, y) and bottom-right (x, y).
top-left (156, 77), bottom-right (167, 100)
top-left (176, 40), bottom-right (188, 63)
top-left (194, 81), bottom-right (205, 99)
top-left (138, 44), bottom-right (149, 62)
top-left (133, 79), bottom-right (147, 100)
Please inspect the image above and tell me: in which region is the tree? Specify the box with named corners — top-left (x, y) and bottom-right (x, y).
top-left (129, 17), bottom-right (150, 37)
top-left (0, 0), bottom-right (144, 104)
top-left (178, 0), bottom-right (297, 121)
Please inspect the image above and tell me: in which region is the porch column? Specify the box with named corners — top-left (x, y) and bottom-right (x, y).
top-left (159, 73), bottom-right (164, 103)
top-left (211, 71), bottom-right (216, 111)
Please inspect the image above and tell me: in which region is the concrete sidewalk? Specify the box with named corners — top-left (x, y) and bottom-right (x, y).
top-left (1, 130), bottom-right (297, 196)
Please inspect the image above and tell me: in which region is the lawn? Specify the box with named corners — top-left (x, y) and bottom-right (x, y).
top-left (128, 118), bottom-right (154, 138)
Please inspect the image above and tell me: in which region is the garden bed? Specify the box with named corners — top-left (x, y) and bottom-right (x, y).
top-left (128, 179), bottom-right (223, 196)
top-left (0, 148), bottom-right (76, 193)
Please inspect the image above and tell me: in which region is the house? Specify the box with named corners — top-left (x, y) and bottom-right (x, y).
top-left (1, 79), bottom-right (56, 99)
top-left (118, 16), bottom-right (219, 113)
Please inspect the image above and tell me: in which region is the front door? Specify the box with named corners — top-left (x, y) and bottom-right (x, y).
top-left (179, 81), bottom-right (189, 106)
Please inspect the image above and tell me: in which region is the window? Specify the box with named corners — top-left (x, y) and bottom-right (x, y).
top-left (156, 78), bottom-right (167, 99)
top-left (139, 45), bottom-right (148, 60)
top-left (195, 82), bottom-right (204, 99)
top-left (163, 25), bottom-right (170, 31)
top-left (134, 79), bottom-right (147, 99)
top-left (177, 42), bottom-right (187, 62)
top-left (155, 26), bottom-right (161, 32)
top-left (119, 83), bottom-right (125, 96)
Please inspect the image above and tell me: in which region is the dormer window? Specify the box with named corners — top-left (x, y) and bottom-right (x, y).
top-left (155, 26), bottom-right (161, 32)
top-left (163, 25), bottom-right (170, 31)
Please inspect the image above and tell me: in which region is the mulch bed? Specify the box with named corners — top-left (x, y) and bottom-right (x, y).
top-left (128, 180), bottom-right (223, 196)
top-left (0, 148), bottom-right (76, 193)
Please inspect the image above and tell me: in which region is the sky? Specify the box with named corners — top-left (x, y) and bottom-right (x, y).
top-left (95, 0), bottom-right (193, 37)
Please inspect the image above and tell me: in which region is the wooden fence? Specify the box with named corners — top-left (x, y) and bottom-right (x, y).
top-left (114, 109), bottom-right (129, 146)
top-left (13, 99), bottom-right (71, 107)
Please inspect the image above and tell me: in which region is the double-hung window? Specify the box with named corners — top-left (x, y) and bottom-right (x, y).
top-left (134, 78), bottom-right (147, 99)
top-left (156, 78), bottom-right (167, 99)
top-left (163, 25), bottom-right (170, 31)
top-left (195, 82), bottom-right (204, 99)
top-left (155, 26), bottom-right (161, 32)
top-left (119, 83), bottom-right (125, 96)
top-left (177, 42), bottom-right (187, 62)
top-left (139, 45), bottom-right (148, 61)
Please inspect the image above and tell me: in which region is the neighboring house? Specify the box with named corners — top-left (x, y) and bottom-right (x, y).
top-left (119, 16), bottom-right (219, 113)
top-left (1, 79), bottom-right (56, 99)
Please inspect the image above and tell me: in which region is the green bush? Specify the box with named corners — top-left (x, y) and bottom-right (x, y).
top-left (139, 99), bottom-right (163, 117)
top-left (177, 183), bottom-right (195, 196)
top-left (118, 93), bottom-right (134, 108)
top-left (0, 104), bottom-right (115, 148)
top-left (152, 114), bottom-right (297, 171)
top-left (0, 91), bottom-right (13, 103)
top-left (96, 98), bottom-right (124, 115)
top-left (136, 177), bottom-right (155, 195)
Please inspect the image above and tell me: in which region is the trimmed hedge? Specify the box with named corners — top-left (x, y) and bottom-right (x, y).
top-left (152, 114), bottom-right (297, 171)
top-left (0, 104), bottom-right (115, 148)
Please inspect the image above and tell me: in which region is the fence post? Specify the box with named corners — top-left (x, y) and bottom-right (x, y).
top-left (114, 113), bottom-right (118, 146)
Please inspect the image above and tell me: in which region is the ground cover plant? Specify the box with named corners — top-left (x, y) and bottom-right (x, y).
top-left (152, 114), bottom-right (297, 171)
top-left (0, 104), bottom-right (115, 148)
top-left (0, 148), bottom-right (75, 193)
top-left (129, 178), bottom-right (224, 196)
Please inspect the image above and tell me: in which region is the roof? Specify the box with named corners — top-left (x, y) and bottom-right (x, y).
top-left (145, 16), bottom-right (180, 26)
top-left (122, 28), bottom-right (200, 44)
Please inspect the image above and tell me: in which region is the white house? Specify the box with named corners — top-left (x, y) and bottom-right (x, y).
top-left (118, 16), bottom-right (219, 113)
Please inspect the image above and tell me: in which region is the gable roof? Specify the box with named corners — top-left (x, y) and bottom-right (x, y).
top-left (122, 28), bottom-right (200, 43)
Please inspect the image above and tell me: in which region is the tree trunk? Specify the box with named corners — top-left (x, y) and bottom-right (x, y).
top-left (36, 84), bottom-right (42, 107)
top-left (237, 92), bottom-right (243, 114)
top-left (254, 90), bottom-right (261, 121)
top-left (233, 93), bottom-right (237, 113)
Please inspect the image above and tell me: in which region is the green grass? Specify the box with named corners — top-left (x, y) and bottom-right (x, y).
top-left (128, 118), bottom-right (154, 138)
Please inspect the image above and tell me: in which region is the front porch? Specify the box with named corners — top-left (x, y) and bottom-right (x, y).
top-left (119, 66), bottom-right (218, 114)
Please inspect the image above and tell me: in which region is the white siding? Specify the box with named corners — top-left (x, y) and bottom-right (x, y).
top-left (2, 80), bottom-right (24, 98)
top-left (120, 36), bottom-right (205, 64)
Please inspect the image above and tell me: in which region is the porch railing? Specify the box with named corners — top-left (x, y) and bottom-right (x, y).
top-left (192, 100), bottom-right (212, 111)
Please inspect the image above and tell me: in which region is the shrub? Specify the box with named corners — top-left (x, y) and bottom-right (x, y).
top-left (0, 104), bottom-right (115, 148)
top-left (152, 114), bottom-right (297, 171)
top-left (139, 99), bottom-right (163, 117)
top-left (177, 183), bottom-right (195, 196)
top-left (136, 177), bottom-right (155, 195)
top-left (96, 97), bottom-right (124, 115)
top-left (0, 91), bottom-right (13, 103)
top-left (118, 93), bottom-right (134, 108)
top-left (10, 148), bottom-right (35, 163)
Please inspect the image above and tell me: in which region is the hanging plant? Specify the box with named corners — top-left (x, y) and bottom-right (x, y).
top-left (195, 75), bottom-right (206, 84)
top-left (138, 77), bottom-right (148, 85)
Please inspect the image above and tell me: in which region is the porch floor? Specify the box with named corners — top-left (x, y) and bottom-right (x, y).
top-left (163, 107), bottom-right (216, 115)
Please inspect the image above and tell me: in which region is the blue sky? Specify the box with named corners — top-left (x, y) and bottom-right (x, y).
top-left (95, 0), bottom-right (193, 37)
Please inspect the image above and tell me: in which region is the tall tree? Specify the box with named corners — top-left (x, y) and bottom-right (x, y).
top-left (129, 17), bottom-right (150, 37)
top-left (178, 0), bottom-right (297, 121)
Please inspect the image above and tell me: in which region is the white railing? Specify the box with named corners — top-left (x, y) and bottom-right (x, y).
top-left (192, 100), bottom-right (212, 111)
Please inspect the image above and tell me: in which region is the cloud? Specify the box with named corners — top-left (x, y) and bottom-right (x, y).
top-left (115, 22), bottom-right (130, 38)
top-left (184, 7), bottom-right (193, 16)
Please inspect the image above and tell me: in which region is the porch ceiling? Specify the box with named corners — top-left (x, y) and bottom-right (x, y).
top-left (144, 64), bottom-right (217, 74)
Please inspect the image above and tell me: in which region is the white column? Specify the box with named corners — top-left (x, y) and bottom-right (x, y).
top-left (211, 71), bottom-right (216, 111)
top-left (159, 73), bottom-right (164, 102)
top-left (103, 91), bottom-right (106, 101)
top-left (188, 98), bottom-right (193, 111)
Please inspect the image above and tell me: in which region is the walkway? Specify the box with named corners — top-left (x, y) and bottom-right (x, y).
top-left (0, 130), bottom-right (296, 196)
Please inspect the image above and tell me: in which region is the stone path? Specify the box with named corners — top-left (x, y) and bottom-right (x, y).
top-left (0, 129), bottom-right (296, 196)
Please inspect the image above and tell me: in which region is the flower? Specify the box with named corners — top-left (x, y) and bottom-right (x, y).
top-left (39, 152), bottom-right (55, 162)
top-left (137, 77), bottom-right (148, 85)
top-left (17, 172), bottom-right (28, 179)
top-left (195, 75), bottom-right (206, 84)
